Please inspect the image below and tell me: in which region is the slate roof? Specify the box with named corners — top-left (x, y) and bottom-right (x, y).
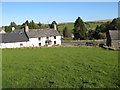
top-left (26, 29), bottom-right (60, 38)
top-left (0, 29), bottom-right (29, 43)
top-left (0, 29), bottom-right (60, 43)
top-left (109, 30), bottom-right (120, 40)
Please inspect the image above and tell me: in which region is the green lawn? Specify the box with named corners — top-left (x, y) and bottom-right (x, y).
top-left (2, 47), bottom-right (119, 88)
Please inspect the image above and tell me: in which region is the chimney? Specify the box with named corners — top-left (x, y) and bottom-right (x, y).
top-left (53, 23), bottom-right (57, 30)
top-left (12, 27), bottom-right (15, 31)
top-left (24, 24), bottom-right (29, 32)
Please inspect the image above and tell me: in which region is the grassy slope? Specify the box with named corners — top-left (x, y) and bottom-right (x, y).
top-left (2, 47), bottom-right (119, 88)
top-left (58, 22), bottom-right (104, 33)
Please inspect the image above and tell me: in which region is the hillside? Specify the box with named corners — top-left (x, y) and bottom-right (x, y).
top-left (57, 22), bottom-right (103, 33)
top-left (57, 20), bottom-right (111, 33)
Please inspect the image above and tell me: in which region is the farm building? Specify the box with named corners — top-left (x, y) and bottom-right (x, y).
top-left (0, 29), bottom-right (29, 48)
top-left (106, 30), bottom-right (120, 49)
top-left (0, 25), bottom-right (61, 48)
top-left (26, 29), bottom-right (61, 47)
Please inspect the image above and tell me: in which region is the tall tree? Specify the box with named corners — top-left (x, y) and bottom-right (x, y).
top-left (5, 26), bottom-right (12, 32)
top-left (73, 17), bottom-right (87, 40)
top-left (10, 22), bottom-right (16, 27)
top-left (63, 26), bottom-right (72, 38)
top-left (29, 20), bottom-right (39, 29)
top-left (38, 22), bottom-right (42, 28)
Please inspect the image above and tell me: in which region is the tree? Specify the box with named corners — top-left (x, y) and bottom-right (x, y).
top-left (5, 26), bottom-right (12, 32)
top-left (110, 18), bottom-right (120, 30)
top-left (63, 26), bottom-right (72, 38)
top-left (10, 22), bottom-right (16, 27)
top-left (38, 22), bottom-right (42, 28)
top-left (29, 20), bottom-right (39, 29)
top-left (73, 17), bottom-right (87, 40)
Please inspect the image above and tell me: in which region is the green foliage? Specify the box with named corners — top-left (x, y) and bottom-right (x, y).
top-left (28, 20), bottom-right (39, 29)
top-left (10, 22), bottom-right (17, 27)
top-left (73, 17), bottom-right (87, 40)
top-left (2, 47), bottom-right (119, 88)
top-left (38, 22), bottom-right (42, 28)
top-left (110, 18), bottom-right (120, 30)
top-left (4, 26), bottom-right (12, 32)
top-left (96, 18), bottom-right (120, 33)
top-left (63, 26), bottom-right (72, 38)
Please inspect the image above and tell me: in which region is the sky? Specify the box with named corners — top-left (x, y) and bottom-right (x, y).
top-left (1, 2), bottom-right (119, 26)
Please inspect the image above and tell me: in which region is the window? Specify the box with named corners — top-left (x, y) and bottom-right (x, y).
top-left (54, 41), bottom-right (56, 44)
top-left (46, 37), bottom-right (49, 39)
top-left (54, 36), bottom-right (56, 39)
top-left (38, 37), bottom-right (41, 41)
top-left (20, 43), bottom-right (23, 46)
top-left (39, 43), bottom-right (41, 46)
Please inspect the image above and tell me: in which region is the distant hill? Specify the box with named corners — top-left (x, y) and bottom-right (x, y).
top-left (58, 19), bottom-right (112, 33)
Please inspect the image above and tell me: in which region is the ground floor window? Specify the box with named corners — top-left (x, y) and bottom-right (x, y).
top-left (54, 41), bottom-right (56, 44)
top-left (45, 40), bottom-right (52, 46)
top-left (39, 43), bottom-right (41, 46)
top-left (20, 43), bottom-right (23, 46)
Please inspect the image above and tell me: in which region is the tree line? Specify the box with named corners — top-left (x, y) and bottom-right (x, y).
top-left (63, 17), bottom-right (120, 40)
top-left (4, 17), bottom-right (120, 40)
top-left (4, 20), bottom-right (57, 32)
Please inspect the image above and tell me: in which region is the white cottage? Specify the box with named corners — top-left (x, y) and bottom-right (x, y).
top-left (0, 26), bottom-right (61, 48)
top-left (26, 29), bottom-right (61, 47)
top-left (0, 29), bottom-right (29, 48)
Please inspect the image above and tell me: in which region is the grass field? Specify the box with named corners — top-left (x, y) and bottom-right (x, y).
top-left (2, 47), bottom-right (119, 88)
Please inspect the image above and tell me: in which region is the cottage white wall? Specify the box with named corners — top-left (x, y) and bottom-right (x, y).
top-left (0, 35), bottom-right (61, 48)
top-left (0, 41), bottom-right (28, 48)
top-left (27, 38), bottom-right (40, 47)
top-left (56, 36), bottom-right (61, 45)
top-left (28, 36), bottom-right (61, 47)
top-left (50, 36), bottom-right (61, 45)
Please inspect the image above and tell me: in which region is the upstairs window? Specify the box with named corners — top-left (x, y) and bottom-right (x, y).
top-left (46, 37), bottom-right (49, 39)
top-left (54, 36), bottom-right (56, 39)
top-left (38, 37), bottom-right (41, 41)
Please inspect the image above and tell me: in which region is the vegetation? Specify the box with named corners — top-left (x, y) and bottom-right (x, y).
top-left (63, 26), bottom-right (72, 38)
top-left (58, 23), bottom-right (74, 33)
top-left (4, 17), bottom-right (120, 40)
top-left (96, 18), bottom-right (120, 32)
top-left (2, 47), bottom-right (119, 88)
top-left (73, 17), bottom-right (87, 40)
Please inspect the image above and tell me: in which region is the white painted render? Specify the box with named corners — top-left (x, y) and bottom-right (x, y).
top-left (27, 36), bottom-right (61, 47)
top-left (0, 36), bottom-right (61, 48)
top-left (0, 41), bottom-right (28, 48)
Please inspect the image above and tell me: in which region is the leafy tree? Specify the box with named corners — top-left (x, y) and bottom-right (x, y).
top-left (73, 17), bottom-right (87, 40)
top-left (10, 22), bottom-right (17, 27)
top-left (38, 22), bottom-right (42, 28)
top-left (29, 20), bottom-right (39, 29)
top-left (5, 26), bottom-right (12, 32)
top-left (110, 18), bottom-right (120, 30)
top-left (63, 26), bottom-right (72, 38)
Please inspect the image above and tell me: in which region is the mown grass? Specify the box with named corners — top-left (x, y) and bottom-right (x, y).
top-left (2, 47), bottom-right (119, 88)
